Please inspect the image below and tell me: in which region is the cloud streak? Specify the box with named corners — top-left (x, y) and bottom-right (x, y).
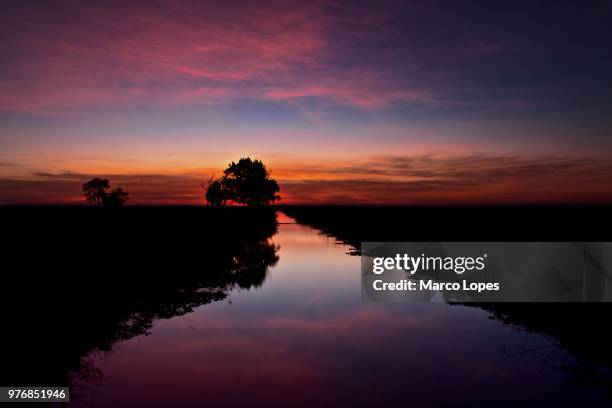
top-left (279, 154), bottom-right (612, 204)
top-left (0, 172), bottom-right (204, 205)
top-left (0, 0), bottom-right (437, 117)
top-left (2, 153), bottom-right (612, 205)
top-left (8, 0), bottom-right (563, 120)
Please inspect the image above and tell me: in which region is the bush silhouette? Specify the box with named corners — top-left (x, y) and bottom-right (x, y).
top-left (103, 187), bottom-right (129, 207)
top-left (203, 176), bottom-right (228, 207)
top-left (204, 158), bottom-right (280, 206)
top-left (83, 178), bottom-right (129, 207)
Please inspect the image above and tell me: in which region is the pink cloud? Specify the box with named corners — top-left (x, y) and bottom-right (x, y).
top-left (265, 85), bottom-right (433, 109)
top-left (0, 1), bottom-right (432, 115)
top-left (0, 2), bottom-right (324, 111)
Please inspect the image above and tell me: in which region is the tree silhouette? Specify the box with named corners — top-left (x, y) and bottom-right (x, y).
top-left (82, 178), bottom-right (129, 207)
top-left (224, 158), bottom-right (280, 206)
top-left (204, 158), bottom-right (280, 206)
top-left (82, 178), bottom-right (110, 206)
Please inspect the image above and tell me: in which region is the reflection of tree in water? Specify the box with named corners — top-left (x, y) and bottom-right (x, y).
top-left (69, 237), bottom-right (279, 399)
top-left (224, 240), bottom-right (279, 289)
top-left (1, 206), bottom-right (279, 393)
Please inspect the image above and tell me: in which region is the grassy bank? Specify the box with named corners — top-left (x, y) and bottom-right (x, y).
top-left (281, 205), bottom-right (612, 251)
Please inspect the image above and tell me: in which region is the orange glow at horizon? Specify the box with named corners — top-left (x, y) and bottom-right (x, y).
top-left (3, 151), bottom-right (612, 205)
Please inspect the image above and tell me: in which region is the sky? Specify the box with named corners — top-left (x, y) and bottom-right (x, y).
top-left (1, 0), bottom-right (612, 204)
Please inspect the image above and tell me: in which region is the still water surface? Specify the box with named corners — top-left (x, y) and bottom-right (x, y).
top-left (73, 215), bottom-right (609, 407)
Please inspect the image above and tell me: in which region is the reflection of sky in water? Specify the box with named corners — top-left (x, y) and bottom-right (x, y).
top-left (74, 221), bottom-right (609, 407)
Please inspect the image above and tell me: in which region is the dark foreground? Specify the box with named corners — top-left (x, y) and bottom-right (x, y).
top-left (2, 206), bottom-right (280, 387)
top-left (1, 205), bottom-right (612, 406)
